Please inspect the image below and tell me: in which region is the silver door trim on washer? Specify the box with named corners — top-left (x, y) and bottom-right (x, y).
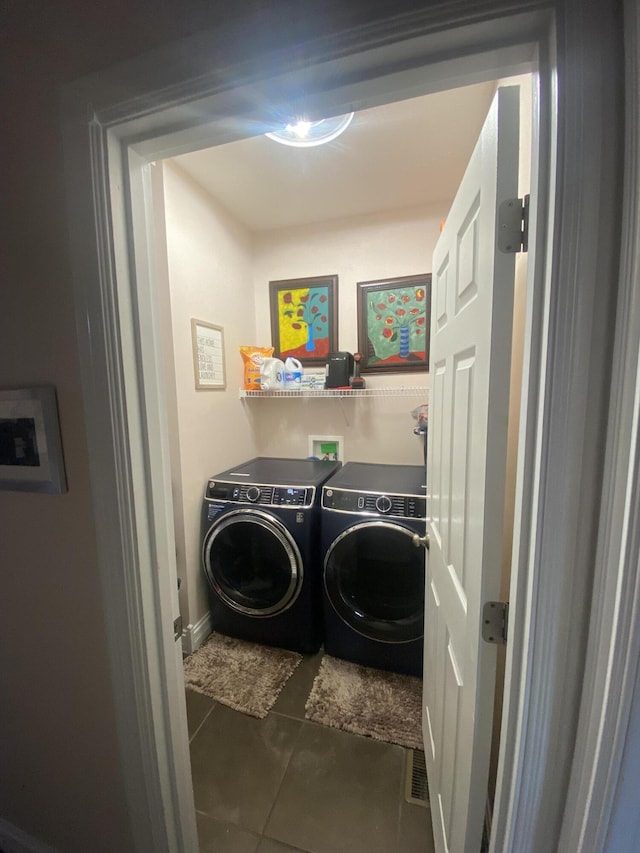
top-left (203, 508), bottom-right (303, 617)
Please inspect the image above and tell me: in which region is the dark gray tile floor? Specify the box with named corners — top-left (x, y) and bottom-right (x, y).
top-left (186, 651), bottom-right (435, 853)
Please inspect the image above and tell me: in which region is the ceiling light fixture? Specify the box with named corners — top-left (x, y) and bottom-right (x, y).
top-left (265, 112), bottom-right (355, 147)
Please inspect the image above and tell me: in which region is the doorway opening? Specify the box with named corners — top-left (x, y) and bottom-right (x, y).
top-left (149, 72), bottom-right (534, 851)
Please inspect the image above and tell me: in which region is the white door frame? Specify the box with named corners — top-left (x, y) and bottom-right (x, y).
top-left (60, 1), bottom-right (636, 851)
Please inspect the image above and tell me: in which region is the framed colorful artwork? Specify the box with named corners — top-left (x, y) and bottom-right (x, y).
top-left (269, 275), bottom-right (339, 366)
top-left (357, 274), bottom-right (431, 374)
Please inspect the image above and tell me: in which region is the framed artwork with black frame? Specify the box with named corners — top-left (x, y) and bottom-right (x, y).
top-left (0, 386), bottom-right (67, 493)
top-left (269, 274), bottom-right (338, 366)
top-left (357, 274), bottom-right (431, 374)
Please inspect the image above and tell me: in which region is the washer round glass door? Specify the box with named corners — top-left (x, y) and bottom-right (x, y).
top-left (324, 520), bottom-right (424, 642)
top-left (203, 509), bottom-right (303, 616)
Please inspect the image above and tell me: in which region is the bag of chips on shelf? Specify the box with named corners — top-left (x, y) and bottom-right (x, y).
top-left (239, 346), bottom-right (274, 390)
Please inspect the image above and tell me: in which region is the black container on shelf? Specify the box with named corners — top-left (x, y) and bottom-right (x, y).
top-left (325, 352), bottom-right (354, 388)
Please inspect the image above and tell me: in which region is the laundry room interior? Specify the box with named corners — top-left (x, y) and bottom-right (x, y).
top-left (151, 71), bottom-right (532, 852)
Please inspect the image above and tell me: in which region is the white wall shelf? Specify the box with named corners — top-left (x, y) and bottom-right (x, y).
top-left (239, 386), bottom-right (429, 399)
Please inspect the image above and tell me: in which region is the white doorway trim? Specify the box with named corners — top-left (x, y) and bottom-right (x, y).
top-left (60, 2), bottom-right (633, 851)
top-left (558, 1), bottom-right (640, 849)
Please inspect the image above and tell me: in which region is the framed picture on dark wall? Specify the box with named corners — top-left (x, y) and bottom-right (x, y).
top-left (0, 386), bottom-right (67, 493)
top-left (269, 275), bottom-right (338, 366)
top-left (357, 274), bottom-right (431, 374)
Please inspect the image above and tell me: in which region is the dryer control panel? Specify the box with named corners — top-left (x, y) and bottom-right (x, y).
top-left (206, 480), bottom-right (314, 508)
top-left (322, 487), bottom-right (426, 519)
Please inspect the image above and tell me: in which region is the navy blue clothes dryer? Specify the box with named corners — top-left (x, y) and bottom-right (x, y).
top-left (201, 456), bottom-right (341, 654)
top-left (320, 462), bottom-right (427, 676)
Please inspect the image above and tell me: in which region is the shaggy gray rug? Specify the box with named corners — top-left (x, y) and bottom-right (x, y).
top-left (183, 632), bottom-right (302, 719)
top-left (305, 655), bottom-right (424, 750)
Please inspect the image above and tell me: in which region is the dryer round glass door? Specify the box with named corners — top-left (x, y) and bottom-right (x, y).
top-left (324, 520), bottom-right (425, 642)
top-left (203, 509), bottom-right (303, 616)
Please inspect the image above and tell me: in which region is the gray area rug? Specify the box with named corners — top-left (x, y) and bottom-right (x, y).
top-left (305, 655), bottom-right (424, 750)
top-left (183, 632), bottom-right (302, 719)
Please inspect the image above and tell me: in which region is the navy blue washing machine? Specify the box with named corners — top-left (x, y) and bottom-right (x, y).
top-left (321, 462), bottom-right (427, 676)
top-left (201, 456), bottom-right (341, 653)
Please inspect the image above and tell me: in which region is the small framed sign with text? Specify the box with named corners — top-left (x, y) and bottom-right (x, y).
top-left (191, 319), bottom-right (226, 390)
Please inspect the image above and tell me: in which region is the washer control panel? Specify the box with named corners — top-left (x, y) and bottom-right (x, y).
top-left (206, 480), bottom-right (313, 508)
top-left (322, 487), bottom-right (425, 519)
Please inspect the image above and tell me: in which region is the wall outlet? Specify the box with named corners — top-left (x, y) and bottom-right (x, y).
top-left (309, 434), bottom-right (344, 462)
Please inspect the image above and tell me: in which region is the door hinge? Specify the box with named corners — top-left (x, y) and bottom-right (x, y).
top-left (482, 601), bottom-right (509, 645)
top-left (173, 615), bottom-right (183, 642)
top-left (497, 194), bottom-right (529, 254)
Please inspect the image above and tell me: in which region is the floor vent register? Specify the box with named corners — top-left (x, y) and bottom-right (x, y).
top-left (405, 748), bottom-right (429, 808)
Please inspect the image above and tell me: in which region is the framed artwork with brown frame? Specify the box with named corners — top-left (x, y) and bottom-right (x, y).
top-left (269, 274), bottom-right (338, 366)
top-left (357, 274), bottom-right (431, 374)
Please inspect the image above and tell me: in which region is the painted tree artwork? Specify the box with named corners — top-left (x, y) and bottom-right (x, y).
top-left (357, 275), bottom-right (431, 374)
top-left (269, 275), bottom-right (338, 365)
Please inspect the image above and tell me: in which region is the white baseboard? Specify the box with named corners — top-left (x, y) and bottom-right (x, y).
top-left (181, 610), bottom-right (212, 655)
top-left (0, 818), bottom-right (61, 853)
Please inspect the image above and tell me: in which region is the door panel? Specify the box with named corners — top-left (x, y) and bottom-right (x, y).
top-left (450, 347), bottom-right (475, 594)
top-left (424, 85), bottom-right (519, 853)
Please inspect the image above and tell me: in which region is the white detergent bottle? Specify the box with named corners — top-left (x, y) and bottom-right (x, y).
top-left (284, 357), bottom-right (303, 390)
top-left (260, 358), bottom-right (286, 390)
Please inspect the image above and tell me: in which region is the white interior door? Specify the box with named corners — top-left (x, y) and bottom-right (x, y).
top-left (423, 85), bottom-right (520, 853)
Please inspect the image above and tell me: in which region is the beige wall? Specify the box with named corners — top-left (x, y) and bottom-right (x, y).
top-left (251, 205), bottom-right (446, 463)
top-left (162, 174), bottom-right (446, 628)
top-left (162, 162), bottom-right (258, 625)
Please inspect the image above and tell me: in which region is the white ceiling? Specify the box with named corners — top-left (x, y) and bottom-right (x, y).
top-left (170, 81), bottom-right (497, 232)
